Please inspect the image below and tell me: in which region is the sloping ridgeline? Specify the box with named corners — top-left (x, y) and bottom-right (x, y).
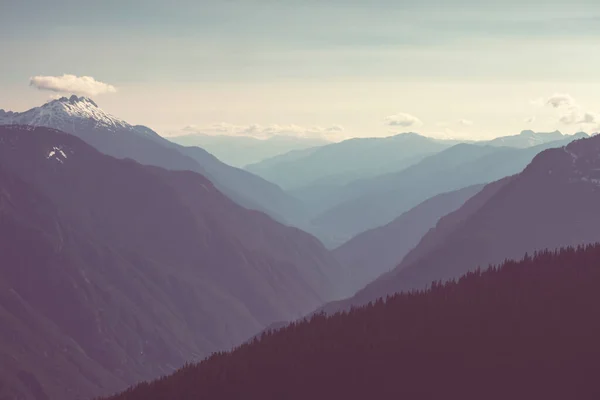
top-left (105, 245), bottom-right (600, 400)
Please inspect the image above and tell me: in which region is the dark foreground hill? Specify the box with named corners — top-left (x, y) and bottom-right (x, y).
top-left (0, 125), bottom-right (347, 400)
top-left (104, 244), bottom-right (600, 400)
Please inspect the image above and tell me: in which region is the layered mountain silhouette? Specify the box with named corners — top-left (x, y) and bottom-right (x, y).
top-left (483, 129), bottom-right (571, 148)
top-left (102, 245), bottom-right (600, 400)
top-left (170, 132), bottom-right (329, 167)
top-left (0, 125), bottom-right (347, 400)
top-left (246, 133), bottom-right (458, 190)
top-left (0, 96), bottom-right (306, 227)
top-left (333, 184), bottom-right (484, 293)
top-left (329, 133), bottom-right (600, 311)
top-left (312, 133), bottom-right (588, 244)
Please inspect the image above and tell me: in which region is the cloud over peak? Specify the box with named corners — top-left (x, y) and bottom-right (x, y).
top-left (30, 74), bottom-right (117, 97)
top-left (384, 112), bottom-right (422, 128)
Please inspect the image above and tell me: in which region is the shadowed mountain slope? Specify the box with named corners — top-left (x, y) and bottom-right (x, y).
top-left (0, 125), bottom-right (347, 400)
top-left (333, 184), bottom-right (484, 293)
top-left (328, 133), bottom-right (600, 312)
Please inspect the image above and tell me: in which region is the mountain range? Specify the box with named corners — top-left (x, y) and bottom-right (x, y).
top-left (484, 129), bottom-right (570, 148)
top-left (2, 96), bottom-right (599, 400)
top-left (0, 125), bottom-right (348, 400)
top-left (169, 132), bottom-right (329, 167)
top-left (310, 133), bottom-right (589, 245)
top-left (246, 133), bottom-right (459, 190)
top-left (0, 96), bottom-right (306, 227)
top-left (325, 132), bottom-right (600, 312)
top-left (245, 129), bottom-right (579, 193)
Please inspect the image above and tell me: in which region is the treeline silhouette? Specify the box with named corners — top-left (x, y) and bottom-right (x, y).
top-left (104, 244), bottom-right (600, 400)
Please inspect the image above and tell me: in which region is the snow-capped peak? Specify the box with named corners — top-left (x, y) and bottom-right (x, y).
top-left (0, 95), bottom-right (131, 132)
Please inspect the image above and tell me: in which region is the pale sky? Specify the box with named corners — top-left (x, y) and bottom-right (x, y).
top-left (1, 0), bottom-right (600, 141)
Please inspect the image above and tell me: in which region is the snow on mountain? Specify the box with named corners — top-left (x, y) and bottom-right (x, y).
top-left (484, 130), bottom-right (571, 148)
top-left (0, 95), bottom-right (132, 132)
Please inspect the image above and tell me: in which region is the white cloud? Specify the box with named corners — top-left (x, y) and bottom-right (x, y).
top-left (546, 93), bottom-right (576, 109)
top-left (384, 112), bottom-right (423, 128)
top-left (559, 109), bottom-right (580, 125)
top-left (30, 74), bottom-right (117, 97)
top-left (537, 93), bottom-right (598, 127)
top-left (557, 108), bottom-right (600, 126)
top-left (181, 123), bottom-right (345, 140)
top-left (525, 116), bottom-right (536, 123)
top-left (428, 128), bottom-right (474, 141)
top-left (577, 112), bottom-right (599, 125)
top-left (458, 119), bottom-right (474, 126)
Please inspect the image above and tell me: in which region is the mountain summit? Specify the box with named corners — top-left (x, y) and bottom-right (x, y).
top-left (483, 129), bottom-right (577, 148)
top-left (0, 95), bottom-right (136, 132)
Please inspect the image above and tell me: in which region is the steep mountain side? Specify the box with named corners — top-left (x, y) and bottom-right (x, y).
top-left (0, 125), bottom-right (346, 400)
top-left (104, 245), bottom-right (600, 400)
top-left (333, 184), bottom-right (483, 293)
top-left (341, 134), bottom-right (600, 309)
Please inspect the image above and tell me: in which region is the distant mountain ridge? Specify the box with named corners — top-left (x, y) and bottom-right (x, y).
top-left (244, 130), bottom-right (583, 193)
top-left (246, 132), bottom-right (459, 190)
top-left (170, 132), bottom-right (329, 167)
top-left (325, 132), bottom-right (600, 312)
top-left (482, 129), bottom-right (574, 148)
top-left (311, 133), bottom-right (589, 245)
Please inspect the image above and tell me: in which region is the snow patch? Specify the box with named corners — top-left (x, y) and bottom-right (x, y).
top-left (564, 148), bottom-right (579, 163)
top-left (47, 146), bottom-right (68, 163)
top-left (581, 177), bottom-right (600, 186)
